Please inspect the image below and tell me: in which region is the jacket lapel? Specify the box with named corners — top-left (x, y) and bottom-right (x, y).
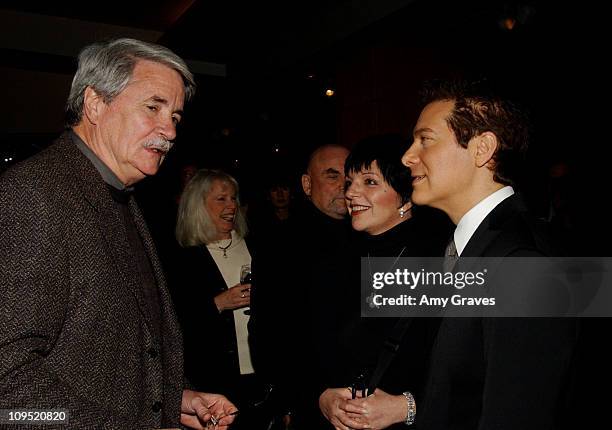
top-left (130, 200), bottom-right (181, 334)
top-left (64, 131), bottom-right (154, 337)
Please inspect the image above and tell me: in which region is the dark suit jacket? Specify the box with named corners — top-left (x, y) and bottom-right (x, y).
top-left (419, 194), bottom-right (577, 430)
top-left (0, 132), bottom-right (184, 428)
top-left (248, 201), bottom-right (355, 426)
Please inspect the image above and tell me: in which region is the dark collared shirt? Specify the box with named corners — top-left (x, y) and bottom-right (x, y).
top-left (71, 130), bottom-right (134, 192)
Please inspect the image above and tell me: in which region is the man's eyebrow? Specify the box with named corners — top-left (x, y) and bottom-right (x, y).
top-left (413, 127), bottom-right (435, 137)
top-left (149, 95), bottom-right (167, 105)
top-left (149, 95), bottom-right (183, 116)
top-left (323, 168), bottom-right (341, 175)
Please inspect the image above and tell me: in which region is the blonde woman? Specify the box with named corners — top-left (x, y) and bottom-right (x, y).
top-left (168, 169), bottom-right (262, 429)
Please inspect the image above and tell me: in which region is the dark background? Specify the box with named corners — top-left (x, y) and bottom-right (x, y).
top-left (1, 0), bottom-right (609, 251)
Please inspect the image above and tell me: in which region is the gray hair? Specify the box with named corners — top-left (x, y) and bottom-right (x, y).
top-left (176, 169), bottom-right (249, 247)
top-left (66, 38), bottom-right (196, 126)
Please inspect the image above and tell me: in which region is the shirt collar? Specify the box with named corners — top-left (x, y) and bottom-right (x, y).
top-left (454, 186), bottom-right (514, 256)
top-left (71, 130), bottom-right (133, 192)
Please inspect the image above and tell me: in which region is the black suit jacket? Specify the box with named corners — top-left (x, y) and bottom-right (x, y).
top-left (419, 194), bottom-right (577, 430)
top-left (0, 132), bottom-right (184, 428)
top-left (248, 201), bottom-right (355, 424)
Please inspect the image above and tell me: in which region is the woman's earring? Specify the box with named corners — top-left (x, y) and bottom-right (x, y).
top-left (399, 209), bottom-right (405, 218)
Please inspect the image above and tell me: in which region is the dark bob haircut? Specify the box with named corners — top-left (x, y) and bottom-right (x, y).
top-left (344, 134), bottom-right (412, 206)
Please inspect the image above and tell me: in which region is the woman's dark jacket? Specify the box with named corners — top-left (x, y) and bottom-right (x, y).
top-left (165, 240), bottom-right (252, 396)
top-left (340, 210), bottom-right (451, 403)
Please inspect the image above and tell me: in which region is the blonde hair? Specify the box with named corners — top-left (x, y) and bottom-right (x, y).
top-left (176, 169), bottom-right (248, 246)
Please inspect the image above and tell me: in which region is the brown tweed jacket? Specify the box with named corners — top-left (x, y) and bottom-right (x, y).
top-left (0, 131), bottom-right (184, 428)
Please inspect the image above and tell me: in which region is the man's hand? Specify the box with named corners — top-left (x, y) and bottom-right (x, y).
top-left (181, 389), bottom-right (238, 429)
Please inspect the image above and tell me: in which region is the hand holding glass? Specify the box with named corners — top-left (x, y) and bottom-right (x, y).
top-left (240, 264), bottom-right (252, 314)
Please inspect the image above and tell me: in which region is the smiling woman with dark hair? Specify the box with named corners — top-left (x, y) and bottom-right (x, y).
top-left (319, 134), bottom-right (450, 430)
top-left (344, 134), bottom-right (414, 235)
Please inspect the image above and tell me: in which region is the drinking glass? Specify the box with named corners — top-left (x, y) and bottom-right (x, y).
top-left (240, 264), bottom-right (252, 284)
top-left (240, 264), bottom-right (252, 315)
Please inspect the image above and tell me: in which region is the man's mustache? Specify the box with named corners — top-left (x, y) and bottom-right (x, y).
top-left (143, 137), bottom-right (174, 153)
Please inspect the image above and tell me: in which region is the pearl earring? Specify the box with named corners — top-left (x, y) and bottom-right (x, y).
top-left (399, 209), bottom-right (405, 218)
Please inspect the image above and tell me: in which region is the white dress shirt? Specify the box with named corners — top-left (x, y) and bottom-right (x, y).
top-left (454, 186), bottom-right (515, 256)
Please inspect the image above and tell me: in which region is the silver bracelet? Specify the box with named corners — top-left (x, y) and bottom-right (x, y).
top-left (402, 391), bottom-right (416, 426)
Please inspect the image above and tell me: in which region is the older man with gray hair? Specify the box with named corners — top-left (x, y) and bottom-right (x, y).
top-left (0, 38), bottom-right (236, 429)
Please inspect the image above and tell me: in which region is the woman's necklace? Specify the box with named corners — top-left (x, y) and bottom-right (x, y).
top-left (218, 238), bottom-right (232, 258)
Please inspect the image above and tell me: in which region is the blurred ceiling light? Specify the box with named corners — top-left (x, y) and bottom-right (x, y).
top-left (503, 17), bottom-right (516, 30)
top-left (325, 89), bottom-right (335, 97)
top-left (498, 3), bottom-right (536, 31)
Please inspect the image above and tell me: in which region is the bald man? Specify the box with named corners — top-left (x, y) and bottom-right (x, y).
top-left (249, 144), bottom-right (354, 428)
top-left (301, 145), bottom-right (350, 219)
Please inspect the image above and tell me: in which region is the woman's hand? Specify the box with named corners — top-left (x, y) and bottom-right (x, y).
top-left (214, 283), bottom-right (251, 312)
top-left (343, 388), bottom-right (408, 430)
top-left (319, 388), bottom-right (369, 430)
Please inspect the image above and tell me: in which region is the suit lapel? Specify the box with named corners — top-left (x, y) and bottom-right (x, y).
top-left (130, 200), bottom-right (180, 334)
top-left (64, 132), bottom-right (154, 338)
top-left (131, 203), bottom-right (184, 421)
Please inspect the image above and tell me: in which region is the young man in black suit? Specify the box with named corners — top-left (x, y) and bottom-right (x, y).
top-left (339, 81), bottom-right (578, 430)
top-left (396, 81), bottom-right (577, 430)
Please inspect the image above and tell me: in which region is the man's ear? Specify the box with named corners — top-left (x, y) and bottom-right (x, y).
top-left (301, 174), bottom-right (312, 197)
top-left (82, 86), bottom-right (105, 125)
top-left (473, 132), bottom-right (498, 168)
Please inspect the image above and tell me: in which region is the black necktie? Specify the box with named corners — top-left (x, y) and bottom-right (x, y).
top-left (443, 239), bottom-right (458, 273)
